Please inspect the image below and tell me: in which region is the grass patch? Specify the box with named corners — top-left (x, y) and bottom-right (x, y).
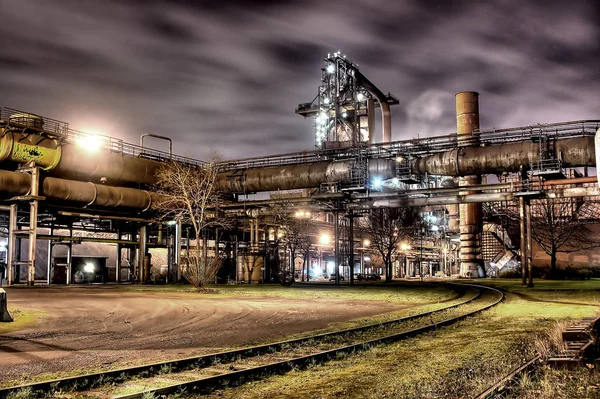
top-left (0, 308), bottom-right (44, 334)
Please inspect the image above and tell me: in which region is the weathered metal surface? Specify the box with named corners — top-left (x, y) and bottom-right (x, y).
top-left (43, 177), bottom-right (153, 208)
top-left (355, 70), bottom-right (391, 143)
top-left (0, 130), bottom-right (61, 170)
top-left (413, 136), bottom-right (595, 176)
top-left (217, 159), bottom-right (395, 193)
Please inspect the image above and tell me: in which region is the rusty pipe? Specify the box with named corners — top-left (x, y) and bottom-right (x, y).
top-left (412, 136), bottom-right (595, 176)
top-left (355, 70), bottom-right (391, 143)
top-left (216, 158), bottom-right (395, 193)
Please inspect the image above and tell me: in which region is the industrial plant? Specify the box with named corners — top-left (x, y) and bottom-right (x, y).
top-left (0, 53), bottom-right (598, 289)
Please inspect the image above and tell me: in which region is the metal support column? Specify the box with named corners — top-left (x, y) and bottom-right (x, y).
top-left (138, 225), bottom-right (147, 284)
top-left (526, 200), bottom-right (534, 288)
top-left (348, 214), bottom-right (354, 286)
top-left (46, 240), bottom-right (52, 285)
top-left (66, 243), bottom-right (72, 285)
top-left (27, 166), bottom-right (40, 286)
top-left (175, 221), bottom-right (182, 282)
top-left (116, 229), bottom-right (122, 283)
top-left (7, 204), bottom-right (17, 286)
top-left (334, 212), bottom-right (340, 285)
top-left (519, 196), bottom-right (527, 286)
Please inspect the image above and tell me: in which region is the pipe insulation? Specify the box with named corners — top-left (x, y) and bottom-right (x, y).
top-left (216, 158), bottom-right (396, 193)
top-left (0, 170), bottom-right (154, 209)
top-left (412, 136), bottom-right (595, 176)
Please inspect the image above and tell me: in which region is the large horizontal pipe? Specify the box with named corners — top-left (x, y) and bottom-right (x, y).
top-left (0, 170), bottom-right (155, 210)
top-left (412, 136), bottom-right (595, 176)
top-left (0, 129), bottom-right (162, 185)
top-left (217, 158), bottom-right (395, 193)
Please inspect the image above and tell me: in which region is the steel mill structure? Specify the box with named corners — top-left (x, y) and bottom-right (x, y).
top-left (0, 54), bottom-right (599, 286)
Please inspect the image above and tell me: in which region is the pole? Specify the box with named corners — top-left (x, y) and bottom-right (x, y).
top-left (334, 212), bottom-right (340, 285)
top-left (116, 229), bottom-right (122, 283)
top-left (7, 204), bottom-right (16, 286)
top-left (138, 225), bottom-right (147, 283)
top-left (349, 214), bottom-right (354, 285)
top-left (526, 199), bottom-right (534, 287)
top-left (519, 196), bottom-right (527, 286)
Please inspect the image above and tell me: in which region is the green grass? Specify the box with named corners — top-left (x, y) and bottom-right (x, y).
top-left (190, 278), bottom-right (600, 399)
top-left (0, 308), bottom-right (44, 334)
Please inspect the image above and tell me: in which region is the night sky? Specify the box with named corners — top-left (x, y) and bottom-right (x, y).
top-left (1, 0), bottom-right (599, 160)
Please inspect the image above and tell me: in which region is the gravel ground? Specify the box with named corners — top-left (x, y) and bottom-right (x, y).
top-left (0, 286), bottom-right (407, 385)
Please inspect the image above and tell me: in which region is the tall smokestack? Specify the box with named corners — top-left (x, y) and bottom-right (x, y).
top-left (456, 92), bottom-right (484, 277)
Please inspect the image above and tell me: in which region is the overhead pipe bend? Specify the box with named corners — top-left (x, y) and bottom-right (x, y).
top-left (354, 70), bottom-right (392, 143)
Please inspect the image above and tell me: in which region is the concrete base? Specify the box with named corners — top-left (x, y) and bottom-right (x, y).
top-left (0, 289), bottom-right (13, 322)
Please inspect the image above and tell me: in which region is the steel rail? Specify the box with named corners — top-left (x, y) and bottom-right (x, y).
top-left (0, 283), bottom-right (485, 399)
top-left (114, 283), bottom-right (503, 399)
top-left (473, 355), bottom-right (542, 399)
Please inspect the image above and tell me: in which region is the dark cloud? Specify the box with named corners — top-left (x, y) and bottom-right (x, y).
top-left (0, 0), bottom-right (598, 160)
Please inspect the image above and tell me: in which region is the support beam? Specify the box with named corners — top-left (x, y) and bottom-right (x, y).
top-left (526, 200), bottom-right (534, 288)
top-left (138, 225), bottom-right (147, 283)
top-left (7, 204), bottom-right (16, 286)
top-left (519, 196), bottom-right (527, 286)
top-left (348, 214), bottom-right (354, 286)
top-left (334, 212), bottom-right (340, 285)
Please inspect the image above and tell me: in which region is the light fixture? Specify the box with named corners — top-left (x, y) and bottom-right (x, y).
top-left (326, 64), bottom-right (335, 74)
top-left (395, 156), bottom-right (404, 163)
top-left (342, 112), bottom-right (347, 118)
top-left (167, 220), bottom-right (177, 226)
top-left (363, 239), bottom-right (370, 247)
top-left (76, 134), bottom-right (102, 152)
top-left (372, 178), bottom-right (383, 189)
top-left (319, 233), bottom-right (330, 245)
top-left (84, 263), bottom-right (95, 273)
top-left (357, 93), bottom-right (364, 101)
top-left (323, 97), bottom-right (330, 104)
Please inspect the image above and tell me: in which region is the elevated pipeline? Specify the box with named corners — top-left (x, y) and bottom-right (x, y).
top-left (0, 170), bottom-right (155, 209)
top-left (216, 158), bottom-right (396, 193)
top-left (0, 129), bottom-right (162, 186)
top-left (412, 136), bottom-right (595, 176)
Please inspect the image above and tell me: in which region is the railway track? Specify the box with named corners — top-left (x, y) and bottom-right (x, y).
top-left (0, 283), bottom-right (503, 399)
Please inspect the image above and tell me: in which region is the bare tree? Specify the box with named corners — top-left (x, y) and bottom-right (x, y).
top-left (530, 197), bottom-right (600, 275)
top-left (361, 208), bottom-right (418, 282)
top-left (152, 159), bottom-right (229, 289)
top-left (272, 205), bottom-right (317, 283)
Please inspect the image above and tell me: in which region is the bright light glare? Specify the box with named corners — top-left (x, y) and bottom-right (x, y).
top-left (400, 242), bottom-right (411, 251)
top-left (76, 135), bottom-right (102, 152)
top-left (326, 64), bottom-right (335, 74)
top-left (392, 177), bottom-right (399, 185)
top-left (167, 220), bottom-right (177, 226)
top-left (319, 233), bottom-right (330, 245)
top-left (372, 178), bottom-right (383, 189)
top-left (342, 112), bottom-right (347, 118)
top-left (84, 263), bottom-right (95, 273)
top-left (364, 256), bottom-right (371, 262)
top-left (431, 225), bottom-right (439, 232)
top-left (363, 239), bottom-right (370, 247)
top-left (357, 93), bottom-right (364, 101)
top-left (395, 156), bottom-right (404, 163)
top-left (323, 97), bottom-right (330, 104)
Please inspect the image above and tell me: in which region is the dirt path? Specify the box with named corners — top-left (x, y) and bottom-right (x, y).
top-left (0, 287), bottom-right (409, 384)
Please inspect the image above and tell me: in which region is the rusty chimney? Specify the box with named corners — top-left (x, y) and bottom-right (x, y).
top-left (456, 91), bottom-right (484, 277)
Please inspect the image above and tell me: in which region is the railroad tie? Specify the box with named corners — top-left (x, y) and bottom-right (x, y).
top-left (548, 316), bottom-right (598, 368)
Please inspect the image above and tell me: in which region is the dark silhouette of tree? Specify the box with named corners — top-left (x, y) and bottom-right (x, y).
top-left (361, 208), bottom-right (418, 282)
top-left (530, 197), bottom-right (600, 275)
top-left (153, 158), bottom-right (230, 289)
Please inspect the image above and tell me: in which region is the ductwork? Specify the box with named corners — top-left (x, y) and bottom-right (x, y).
top-left (0, 128), bottom-right (162, 186)
top-left (0, 170), bottom-right (154, 209)
top-left (355, 71), bottom-right (391, 143)
top-left (412, 136), bottom-right (595, 176)
top-left (216, 158), bottom-right (396, 193)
